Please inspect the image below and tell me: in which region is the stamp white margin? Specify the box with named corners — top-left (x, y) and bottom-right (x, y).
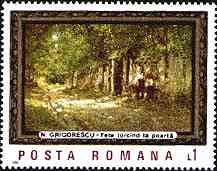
top-left (1, 2), bottom-right (216, 169)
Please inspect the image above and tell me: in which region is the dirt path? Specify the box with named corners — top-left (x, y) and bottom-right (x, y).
top-left (25, 87), bottom-right (192, 132)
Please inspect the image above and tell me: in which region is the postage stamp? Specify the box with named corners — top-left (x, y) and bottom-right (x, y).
top-left (1, 2), bottom-right (216, 169)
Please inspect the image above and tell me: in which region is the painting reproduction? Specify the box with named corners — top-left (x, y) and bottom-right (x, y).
top-left (25, 23), bottom-right (193, 132)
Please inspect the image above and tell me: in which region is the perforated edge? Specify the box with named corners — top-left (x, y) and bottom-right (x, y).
top-left (214, 5), bottom-right (217, 171)
top-left (1, 0), bottom-right (217, 5)
top-left (0, 0), bottom-right (4, 169)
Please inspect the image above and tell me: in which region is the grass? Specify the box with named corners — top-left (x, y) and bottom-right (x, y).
top-left (25, 84), bottom-right (192, 132)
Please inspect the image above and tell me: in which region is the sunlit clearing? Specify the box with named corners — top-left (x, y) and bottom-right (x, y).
top-left (158, 67), bottom-right (163, 72)
top-left (145, 67), bottom-right (150, 72)
top-left (54, 98), bottom-right (118, 109)
top-left (160, 75), bottom-right (165, 81)
top-left (145, 79), bottom-right (153, 86)
top-left (52, 33), bottom-right (58, 41)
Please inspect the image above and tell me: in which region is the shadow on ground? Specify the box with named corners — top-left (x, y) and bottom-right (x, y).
top-left (25, 86), bottom-right (192, 132)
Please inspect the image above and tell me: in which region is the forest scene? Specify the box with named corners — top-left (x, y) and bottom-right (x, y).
top-left (24, 23), bottom-right (193, 132)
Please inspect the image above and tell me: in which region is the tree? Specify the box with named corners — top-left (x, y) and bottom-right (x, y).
top-left (25, 23), bottom-right (193, 98)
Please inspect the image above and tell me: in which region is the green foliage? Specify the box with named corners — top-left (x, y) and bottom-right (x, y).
top-left (26, 23), bottom-right (193, 96)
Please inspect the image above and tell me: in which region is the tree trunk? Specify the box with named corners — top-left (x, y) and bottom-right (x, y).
top-left (89, 70), bottom-right (94, 88)
top-left (164, 55), bottom-right (169, 79)
top-left (108, 64), bottom-right (111, 93)
top-left (111, 59), bottom-right (115, 95)
top-left (74, 71), bottom-right (78, 88)
top-left (117, 58), bottom-right (123, 96)
top-left (70, 71), bottom-right (75, 89)
top-left (95, 66), bottom-right (104, 91)
top-left (182, 56), bottom-right (187, 86)
top-left (164, 27), bottom-right (169, 79)
top-left (123, 56), bottom-right (130, 93)
top-left (101, 65), bottom-right (105, 91)
top-left (111, 59), bottom-right (123, 96)
top-left (103, 65), bottom-right (109, 92)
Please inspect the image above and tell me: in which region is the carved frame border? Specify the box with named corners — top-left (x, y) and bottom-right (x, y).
top-left (9, 11), bottom-right (207, 145)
